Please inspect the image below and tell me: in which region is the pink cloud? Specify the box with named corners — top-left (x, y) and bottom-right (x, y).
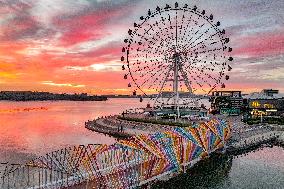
top-left (232, 30), bottom-right (284, 57)
top-left (0, 1), bottom-right (283, 94)
top-left (53, 6), bottom-right (129, 47)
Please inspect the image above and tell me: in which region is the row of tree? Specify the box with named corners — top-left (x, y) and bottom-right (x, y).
top-left (0, 91), bottom-right (107, 101)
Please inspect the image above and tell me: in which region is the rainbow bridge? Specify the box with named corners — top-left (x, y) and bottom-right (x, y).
top-left (0, 118), bottom-right (231, 189)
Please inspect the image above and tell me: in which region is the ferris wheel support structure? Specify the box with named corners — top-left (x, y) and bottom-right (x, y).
top-left (121, 2), bottom-right (233, 116)
top-left (173, 52), bottom-right (181, 118)
top-left (153, 51), bottom-right (186, 118)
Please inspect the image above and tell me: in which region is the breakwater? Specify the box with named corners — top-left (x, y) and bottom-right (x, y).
top-left (0, 118), bottom-right (231, 189)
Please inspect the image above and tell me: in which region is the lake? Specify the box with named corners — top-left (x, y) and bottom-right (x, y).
top-left (0, 98), bottom-right (147, 163)
top-left (0, 98), bottom-right (210, 163)
top-left (1, 98), bottom-right (283, 189)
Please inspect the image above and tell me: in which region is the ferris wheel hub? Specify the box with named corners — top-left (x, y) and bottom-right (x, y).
top-left (121, 3), bottom-right (233, 118)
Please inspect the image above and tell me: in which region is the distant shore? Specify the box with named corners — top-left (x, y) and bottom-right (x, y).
top-left (0, 91), bottom-right (107, 101)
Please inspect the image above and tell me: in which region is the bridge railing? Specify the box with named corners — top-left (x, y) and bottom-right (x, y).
top-left (1, 162), bottom-right (69, 189)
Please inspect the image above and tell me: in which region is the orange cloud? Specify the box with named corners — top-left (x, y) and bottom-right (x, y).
top-left (0, 1), bottom-right (283, 95)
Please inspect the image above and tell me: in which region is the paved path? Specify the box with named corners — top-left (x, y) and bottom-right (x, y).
top-left (85, 116), bottom-right (178, 137)
top-left (86, 115), bottom-right (284, 144)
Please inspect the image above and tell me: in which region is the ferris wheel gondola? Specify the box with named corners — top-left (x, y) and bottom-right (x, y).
top-left (121, 2), bottom-right (233, 115)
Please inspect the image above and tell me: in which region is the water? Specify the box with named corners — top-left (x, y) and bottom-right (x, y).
top-left (0, 98), bottom-right (209, 163)
top-left (0, 98), bottom-right (147, 163)
top-left (2, 98), bottom-right (283, 189)
top-left (153, 146), bottom-right (284, 189)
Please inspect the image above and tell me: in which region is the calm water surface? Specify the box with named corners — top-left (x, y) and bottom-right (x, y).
top-left (153, 146), bottom-right (284, 189)
top-left (0, 98), bottom-right (147, 163)
top-left (1, 98), bottom-right (283, 189)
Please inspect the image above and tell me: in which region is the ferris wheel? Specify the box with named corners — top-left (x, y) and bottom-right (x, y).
top-left (121, 3), bottom-right (233, 113)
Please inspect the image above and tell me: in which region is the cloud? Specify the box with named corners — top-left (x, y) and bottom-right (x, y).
top-left (41, 81), bottom-right (85, 88)
top-left (64, 62), bottom-right (122, 72)
top-left (0, 0), bottom-right (283, 94)
top-left (232, 29), bottom-right (284, 58)
top-left (51, 0), bottom-right (137, 47)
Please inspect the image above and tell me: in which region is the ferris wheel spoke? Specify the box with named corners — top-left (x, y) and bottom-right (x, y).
top-left (180, 17), bottom-right (203, 45)
top-left (192, 47), bottom-right (223, 55)
top-left (187, 23), bottom-right (206, 44)
top-left (123, 3), bottom-right (232, 106)
top-left (194, 72), bottom-right (213, 85)
top-left (139, 64), bottom-right (167, 84)
top-left (175, 9), bottom-right (178, 48)
top-left (183, 64), bottom-right (214, 85)
top-left (183, 61), bottom-right (220, 85)
top-left (178, 14), bottom-right (193, 42)
top-left (179, 24), bottom-right (195, 45)
top-left (181, 30), bottom-right (219, 53)
top-left (188, 66), bottom-right (220, 84)
top-left (187, 32), bottom-right (221, 50)
top-left (139, 62), bottom-right (168, 78)
top-left (185, 56), bottom-right (224, 70)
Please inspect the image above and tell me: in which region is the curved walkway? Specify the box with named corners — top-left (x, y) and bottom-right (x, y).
top-left (85, 115), bottom-right (178, 137)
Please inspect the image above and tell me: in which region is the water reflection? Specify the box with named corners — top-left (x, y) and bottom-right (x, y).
top-left (153, 153), bottom-right (233, 189)
top-left (153, 146), bottom-right (284, 189)
top-left (0, 99), bottom-right (147, 163)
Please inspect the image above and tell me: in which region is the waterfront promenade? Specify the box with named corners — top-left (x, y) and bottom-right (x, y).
top-left (86, 114), bottom-right (284, 152)
top-left (85, 114), bottom-right (284, 142)
top-left (85, 115), bottom-right (177, 137)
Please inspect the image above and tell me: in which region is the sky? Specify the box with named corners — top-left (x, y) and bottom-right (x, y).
top-left (0, 0), bottom-right (283, 95)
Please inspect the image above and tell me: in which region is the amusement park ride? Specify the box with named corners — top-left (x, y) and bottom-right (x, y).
top-left (121, 2), bottom-right (233, 119)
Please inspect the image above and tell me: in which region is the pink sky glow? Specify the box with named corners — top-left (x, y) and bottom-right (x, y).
top-left (0, 0), bottom-right (283, 94)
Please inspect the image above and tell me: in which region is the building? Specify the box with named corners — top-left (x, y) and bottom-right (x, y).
top-left (243, 89), bottom-right (284, 119)
top-left (210, 91), bottom-right (243, 115)
top-left (262, 89), bottom-right (279, 97)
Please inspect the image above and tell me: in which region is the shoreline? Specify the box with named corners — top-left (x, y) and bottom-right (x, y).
top-left (0, 91), bottom-right (108, 101)
top-left (0, 99), bottom-right (108, 102)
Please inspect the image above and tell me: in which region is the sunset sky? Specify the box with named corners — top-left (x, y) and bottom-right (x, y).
top-left (0, 0), bottom-right (283, 95)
